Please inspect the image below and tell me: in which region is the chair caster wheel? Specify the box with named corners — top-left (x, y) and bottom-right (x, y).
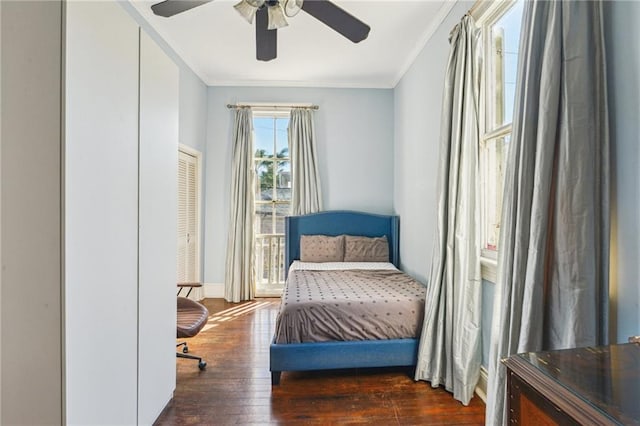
top-left (198, 361), bottom-right (207, 371)
top-left (182, 346), bottom-right (189, 354)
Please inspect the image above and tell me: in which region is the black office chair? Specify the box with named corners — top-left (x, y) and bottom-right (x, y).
top-left (176, 296), bottom-right (209, 370)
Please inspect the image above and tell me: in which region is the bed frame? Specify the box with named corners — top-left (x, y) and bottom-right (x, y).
top-left (270, 210), bottom-right (419, 385)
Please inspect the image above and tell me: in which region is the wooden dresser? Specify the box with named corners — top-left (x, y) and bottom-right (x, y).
top-left (503, 343), bottom-right (640, 425)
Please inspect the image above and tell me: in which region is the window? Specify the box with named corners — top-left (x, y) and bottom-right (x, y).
top-left (253, 113), bottom-right (291, 295)
top-left (477, 0), bottom-right (524, 271)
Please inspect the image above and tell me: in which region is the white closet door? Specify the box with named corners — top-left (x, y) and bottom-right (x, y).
top-left (65, 2), bottom-right (139, 424)
top-left (138, 30), bottom-right (179, 425)
top-left (177, 150), bottom-right (199, 283)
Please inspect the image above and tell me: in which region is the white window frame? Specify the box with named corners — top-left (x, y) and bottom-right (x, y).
top-left (474, 0), bottom-right (521, 281)
top-left (252, 109), bottom-right (292, 297)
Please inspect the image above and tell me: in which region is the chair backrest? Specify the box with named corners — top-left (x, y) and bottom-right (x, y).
top-left (176, 297), bottom-right (209, 338)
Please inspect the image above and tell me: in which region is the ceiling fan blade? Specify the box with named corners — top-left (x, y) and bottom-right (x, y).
top-left (301, 0), bottom-right (370, 43)
top-left (256, 7), bottom-right (277, 61)
top-left (151, 0), bottom-right (212, 17)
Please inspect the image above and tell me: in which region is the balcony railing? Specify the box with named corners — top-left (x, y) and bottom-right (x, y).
top-left (255, 234), bottom-right (285, 288)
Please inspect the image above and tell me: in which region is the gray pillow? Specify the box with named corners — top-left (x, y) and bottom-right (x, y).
top-left (344, 235), bottom-right (389, 262)
top-left (300, 235), bottom-right (345, 262)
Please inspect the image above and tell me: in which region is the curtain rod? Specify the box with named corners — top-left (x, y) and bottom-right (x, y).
top-left (226, 103), bottom-right (319, 110)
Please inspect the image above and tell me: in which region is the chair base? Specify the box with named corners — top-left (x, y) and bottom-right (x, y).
top-left (176, 342), bottom-right (206, 370)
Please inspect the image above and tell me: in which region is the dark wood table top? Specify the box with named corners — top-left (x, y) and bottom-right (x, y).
top-left (504, 343), bottom-right (640, 425)
top-left (177, 282), bottom-right (203, 288)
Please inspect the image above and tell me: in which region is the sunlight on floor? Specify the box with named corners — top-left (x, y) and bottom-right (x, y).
top-left (201, 300), bottom-right (275, 332)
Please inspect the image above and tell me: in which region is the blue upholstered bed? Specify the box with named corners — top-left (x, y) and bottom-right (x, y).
top-left (270, 210), bottom-right (420, 385)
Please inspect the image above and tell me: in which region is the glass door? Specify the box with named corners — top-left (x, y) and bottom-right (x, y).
top-left (253, 115), bottom-right (290, 296)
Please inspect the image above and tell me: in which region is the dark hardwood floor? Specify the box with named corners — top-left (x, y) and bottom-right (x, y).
top-left (155, 298), bottom-right (485, 425)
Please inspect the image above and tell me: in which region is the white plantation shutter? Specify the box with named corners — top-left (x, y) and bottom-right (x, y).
top-left (177, 155), bottom-right (187, 282)
top-left (177, 150), bottom-right (198, 283)
top-left (186, 158), bottom-right (197, 281)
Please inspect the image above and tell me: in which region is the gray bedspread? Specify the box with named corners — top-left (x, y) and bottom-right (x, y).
top-left (274, 269), bottom-right (426, 344)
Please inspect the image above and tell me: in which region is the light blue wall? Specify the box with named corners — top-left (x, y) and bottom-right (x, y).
top-left (481, 280), bottom-right (495, 365)
top-left (605, 0), bottom-right (640, 343)
top-left (179, 70), bottom-right (208, 153)
top-left (393, 1), bottom-right (474, 285)
top-left (178, 71), bottom-right (208, 281)
top-left (204, 86), bottom-right (394, 284)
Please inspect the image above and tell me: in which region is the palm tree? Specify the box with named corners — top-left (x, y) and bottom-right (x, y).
top-left (255, 147), bottom-right (289, 192)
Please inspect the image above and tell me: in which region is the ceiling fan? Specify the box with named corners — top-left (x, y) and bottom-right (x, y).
top-left (150, 0), bottom-right (371, 61)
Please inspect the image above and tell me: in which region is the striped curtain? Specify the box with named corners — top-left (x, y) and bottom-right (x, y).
top-left (414, 15), bottom-right (482, 406)
top-left (289, 108), bottom-right (322, 215)
top-left (224, 107), bottom-right (255, 302)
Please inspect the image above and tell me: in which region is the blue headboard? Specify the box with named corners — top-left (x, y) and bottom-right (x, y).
top-left (285, 210), bottom-right (400, 277)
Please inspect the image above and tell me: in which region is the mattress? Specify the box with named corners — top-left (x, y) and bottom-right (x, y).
top-left (274, 262), bottom-right (426, 344)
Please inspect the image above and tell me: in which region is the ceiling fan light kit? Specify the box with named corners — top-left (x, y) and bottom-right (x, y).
top-left (283, 0), bottom-right (303, 17)
top-left (151, 0), bottom-right (371, 61)
top-left (266, 2), bottom-right (289, 30)
top-left (233, 0), bottom-right (263, 24)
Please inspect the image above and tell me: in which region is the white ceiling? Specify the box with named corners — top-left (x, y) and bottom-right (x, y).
top-left (129, 0), bottom-right (456, 88)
